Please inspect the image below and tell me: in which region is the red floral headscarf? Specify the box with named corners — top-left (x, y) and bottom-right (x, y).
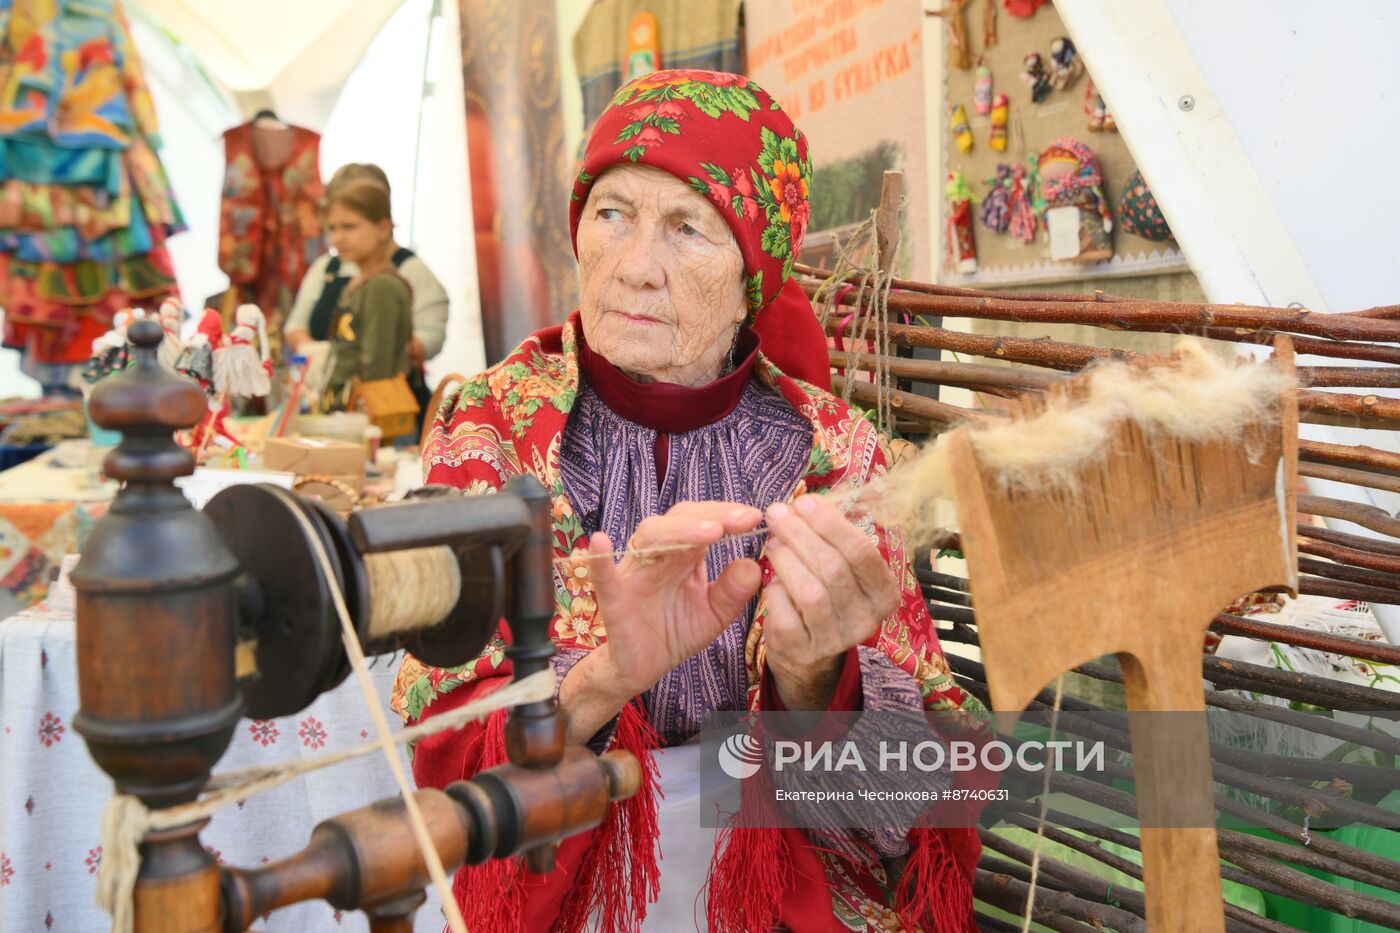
top-left (568, 70), bottom-right (832, 389)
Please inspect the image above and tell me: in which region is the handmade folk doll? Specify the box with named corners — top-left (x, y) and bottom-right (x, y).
top-left (82, 309), bottom-right (143, 384)
top-left (949, 102), bottom-right (973, 154)
top-left (946, 170), bottom-right (979, 274)
top-left (1085, 78), bottom-right (1117, 132)
top-left (1022, 52), bottom-right (1051, 103)
top-left (176, 309), bottom-right (226, 390)
top-left (1008, 163), bottom-right (1039, 243)
top-left (177, 309), bottom-right (243, 455)
top-left (156, 298), bottom-right (185, 373)
top-left (974, 64), bottom-right (993, 115)
top-left (1048, 36), bottom-right (1084, 90)
top-left (980, 164), bottom-right (1014, 233)
top-left (1119, 168), bottom-right (1173, 242)
top-left (214, 304), bottom-right (272, 400)
top-left (1039, 137), bottom-right (1114, 263)
top-left (176, 333), bottom-right (215, 388)
top-left (989, 92), bottom-right (1009, 151)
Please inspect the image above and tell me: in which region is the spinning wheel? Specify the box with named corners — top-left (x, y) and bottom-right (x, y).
top-left (71, 320), bottom-right (639, 932)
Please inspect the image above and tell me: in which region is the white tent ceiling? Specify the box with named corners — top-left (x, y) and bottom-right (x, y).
top-left (131, 0), bottom-right (407, 128)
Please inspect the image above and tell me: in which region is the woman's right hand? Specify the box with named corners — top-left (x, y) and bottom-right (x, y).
top-left (557, 502), bottom-right (762, 744)
top-left (589, 501), bottom-right (763, 696)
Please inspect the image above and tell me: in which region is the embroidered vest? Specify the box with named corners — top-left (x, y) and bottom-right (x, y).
top-left (217, 122), bottom-right (326, 317)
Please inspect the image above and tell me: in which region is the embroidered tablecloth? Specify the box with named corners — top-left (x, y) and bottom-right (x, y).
top-left (0, 606), bottom-right (445, 932)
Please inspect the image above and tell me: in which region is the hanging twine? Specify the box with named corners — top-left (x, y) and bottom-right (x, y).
top-left (810, 210), bottom-right (900, 436)
top-left (1019, 673), bottom-right (1065, 933)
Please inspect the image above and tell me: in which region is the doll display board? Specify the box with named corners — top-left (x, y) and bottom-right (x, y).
top-left (939, 0), bottom-right (1187, 286)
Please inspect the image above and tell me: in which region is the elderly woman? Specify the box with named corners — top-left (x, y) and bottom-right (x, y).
top-left (395, 71), bottom-right (988, 932)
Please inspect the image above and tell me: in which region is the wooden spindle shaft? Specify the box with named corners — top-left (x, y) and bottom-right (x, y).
top-left (73, 321), bottom-right (242, 933)
top-left (221, 747), bottom-right (643, 931)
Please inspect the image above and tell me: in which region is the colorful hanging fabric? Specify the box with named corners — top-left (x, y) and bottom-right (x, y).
top-left (1, 195), bottom-right (170, 262)
top-left (1, 254), bottom-right (174, 364)
top-left (218, 121), bottom-right (326, 322)
top-left (979, 163), bottom-right (1012, 233)
top-left (0, 136), bottom-right (122, 188)
top-left (2, 135), bottom-right (190, 242)
top-left (0, 0), bottom-right (159, 150)
top-left (0, 0), bottom-right (182, 371)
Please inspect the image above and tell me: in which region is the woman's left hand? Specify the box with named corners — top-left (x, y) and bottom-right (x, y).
top-left (762, 495), bottom-right (900, 708)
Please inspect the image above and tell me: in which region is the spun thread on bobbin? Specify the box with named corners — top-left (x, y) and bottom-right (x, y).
top-left (364, 547), bottom-right (462, 637)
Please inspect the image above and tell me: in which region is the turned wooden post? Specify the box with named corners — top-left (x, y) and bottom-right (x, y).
top-left (73, 319), bottom-right (241, 932)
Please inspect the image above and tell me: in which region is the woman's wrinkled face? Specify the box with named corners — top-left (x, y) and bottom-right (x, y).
top-left (576, 164), bottom-right (747, 386)
top-left (327, 203), bottom-right (390, 266)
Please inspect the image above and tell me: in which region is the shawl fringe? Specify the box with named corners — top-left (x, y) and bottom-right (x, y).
top-left (451, 703), bottom-right (663, 933)
top-left (893, 827), bottom-right (977, 933)
top-left (555, 703), bottom-right (663, 932)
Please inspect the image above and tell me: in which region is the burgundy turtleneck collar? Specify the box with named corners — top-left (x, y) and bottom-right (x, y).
top-left (577, 326), bottom-right (761, 433)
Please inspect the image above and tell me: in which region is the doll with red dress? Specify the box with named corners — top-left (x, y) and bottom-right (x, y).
top-left (176, 308), bottom-right (249, 457)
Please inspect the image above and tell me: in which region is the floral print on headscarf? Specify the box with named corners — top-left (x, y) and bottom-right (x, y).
top-left (568, 70), bottom-right (813, 317)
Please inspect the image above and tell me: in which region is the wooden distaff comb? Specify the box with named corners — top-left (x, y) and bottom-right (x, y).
top-left (946, 339), bottom-right (1298, 932)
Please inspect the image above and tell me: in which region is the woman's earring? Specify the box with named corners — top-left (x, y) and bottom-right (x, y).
top-left (725, 324), bottom-right (740, 373)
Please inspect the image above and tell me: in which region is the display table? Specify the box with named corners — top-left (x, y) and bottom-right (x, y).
top-left (0, 605), bottom-right (445, 932)
top-left (0, 443), bottom-right (115, 617)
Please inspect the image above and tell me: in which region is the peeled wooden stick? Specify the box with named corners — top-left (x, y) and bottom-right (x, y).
top-left (822, 316), bottom-right (1125, 371)
top-left (1299, 439), bottom-right (1400, 474)
top-left (1299, 495), bottom-right (1400, 538)
top-left (829, 351), bottom-right (1061, 389)
top-left (1298, 460), bottom-right (1400, 496)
